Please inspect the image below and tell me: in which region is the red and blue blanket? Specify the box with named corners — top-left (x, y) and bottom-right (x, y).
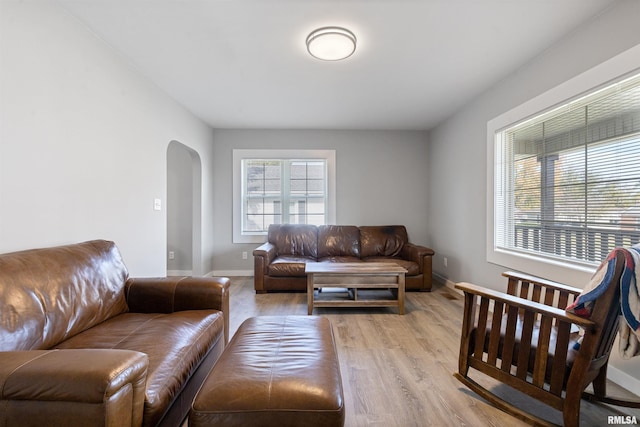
top-left (566, 244), bottom-right (640, 358)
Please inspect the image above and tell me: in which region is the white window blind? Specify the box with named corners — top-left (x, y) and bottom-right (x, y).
top-left (495, 72), bottom-right (640, 265)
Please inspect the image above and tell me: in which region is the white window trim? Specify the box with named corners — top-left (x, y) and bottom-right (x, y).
top-left (486, 44), bottom-right (640, 288)
top-left (233, 149), bottom-right (336, 244)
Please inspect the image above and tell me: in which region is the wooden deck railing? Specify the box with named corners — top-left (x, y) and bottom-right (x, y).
top-left (514, 223), bottom-right (640, 263)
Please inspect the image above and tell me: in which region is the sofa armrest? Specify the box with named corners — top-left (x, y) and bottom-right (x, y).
top-left (0, 349), bottom-right (148, 427)
top-left (125, 276), bottom-right (230, 343)
top-left (253, 243), bottom-right (276, 293)
top-left (401, 243), bottom-right (435, 273)
top-left (253, 242), bottom-right (276, 267)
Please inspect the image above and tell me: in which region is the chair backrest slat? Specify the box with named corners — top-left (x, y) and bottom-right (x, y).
top-left (501, 305), bottom-right (520, 371)
top-left (515, 310), bottom-right (536, 380)
top-left (550, 320), bottom-right (572, 395)
top-left (473, 297), bottom-right (490, 359)
top-left (532, 315), bottom-right (553, 387)
top-left (487, 302), bottom-right (504, 365)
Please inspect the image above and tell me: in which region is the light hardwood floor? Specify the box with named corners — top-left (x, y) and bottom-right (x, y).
top-left (225, 276), bottom-right (640, 427)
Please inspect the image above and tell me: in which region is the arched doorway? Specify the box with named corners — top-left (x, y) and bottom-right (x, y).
top-left (167, 140), bottom-right (202, 276)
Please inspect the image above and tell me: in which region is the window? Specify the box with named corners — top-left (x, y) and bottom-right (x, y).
top-left (492, 71), bottom-right (640, 270)
top-left (243, 159), bottom-right (327, 231)
top-left (233, 149), bottom-right (336, 243)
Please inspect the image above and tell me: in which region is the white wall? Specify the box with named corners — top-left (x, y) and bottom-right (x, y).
top-left (0, 1), bottom-right (216, 276)
top-left (167, 141), bottom-right (194, 273)
top-left (427, 0), bottom-right (640, 391)
top-left (210, 129), bottom-right (430, 274)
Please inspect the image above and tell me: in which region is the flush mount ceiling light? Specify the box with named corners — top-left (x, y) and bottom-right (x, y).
top-left (306, 26), bottom-right (357, 61)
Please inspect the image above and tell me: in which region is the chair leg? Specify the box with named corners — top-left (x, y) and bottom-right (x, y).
top-left (591, 364), bottom-right (608, 398)
top-left (563, 390), bottom-right (582, 427)
top-left (457, 350), bottom-right (470, 377)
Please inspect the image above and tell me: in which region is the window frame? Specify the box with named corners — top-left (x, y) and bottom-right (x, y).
top-left (486, 45), bottom-right (640, 287)
top-left (233, 149), bottom-right (336, 244)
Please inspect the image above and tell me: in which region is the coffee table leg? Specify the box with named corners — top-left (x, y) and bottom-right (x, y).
top-left (398, 273), bottom-right (405, 315)
top-left (307, 273), bottom-right (314, 315)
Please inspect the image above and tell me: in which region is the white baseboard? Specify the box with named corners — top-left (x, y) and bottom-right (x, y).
top-left (168, 270), bottom-right (253, 278)
top-left (433, 272), bottom-right (461, 294)
top-left (608, 365), bottom-right (640, 397)
top-left (211, 270), bottom-right (254, 277)
top-left (167, 269), bottom-right (192, 277)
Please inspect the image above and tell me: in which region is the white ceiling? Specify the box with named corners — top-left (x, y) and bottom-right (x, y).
top-left (58, 0), bottom-right (618, 131)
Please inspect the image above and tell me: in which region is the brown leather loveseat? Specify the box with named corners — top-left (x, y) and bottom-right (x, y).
top-left (0, 240), bottom-right (230, 427)
top-left (253, 224), bottom-right (434, 293)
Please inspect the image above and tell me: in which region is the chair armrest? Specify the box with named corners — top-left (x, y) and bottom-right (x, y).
top-left (0, 349), bottom-right (148, 427)
top-left (125, 276), bottom-right (230, 343)
top-left (502, 271), bottom-right (583, 296)
top-left (455, 281), bottom-right (594, 328)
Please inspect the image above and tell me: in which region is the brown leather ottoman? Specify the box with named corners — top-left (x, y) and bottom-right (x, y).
top-left (189, 316), bottom-right (345, 427)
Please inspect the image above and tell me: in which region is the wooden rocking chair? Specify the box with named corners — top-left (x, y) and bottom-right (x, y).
top-left (454, 250), bottom-right (640, 426)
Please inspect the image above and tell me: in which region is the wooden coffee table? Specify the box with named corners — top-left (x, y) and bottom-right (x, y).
top-left (305, 262), bottom-right (407, 315)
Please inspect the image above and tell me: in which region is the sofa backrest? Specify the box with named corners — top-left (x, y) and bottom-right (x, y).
top-left (318, 225), bottom-right (360, 258)
top-left (0, 240), bottom-right (129, 351)
top-left (268, 224), bottom-right (318, 258)
top-left (359, 225), bottom-right (408, 258)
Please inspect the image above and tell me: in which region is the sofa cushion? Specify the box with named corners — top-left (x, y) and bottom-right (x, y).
top-left (362, 257), bottom-right (419, 276)
top-left (318, 256), bottom-right (361, 264)
top-left (318, 225), bottom-right (360, 259)
top-left (268, 256), bottom-right (315, 277)
top-left (359, 226), bottom-right (408, 258)
top-left (0, 240), bottom-right (129, 351)
top-left (55, 310), bottom-right (224, 427)
top-left (268, 224), bottom-right (318, 258)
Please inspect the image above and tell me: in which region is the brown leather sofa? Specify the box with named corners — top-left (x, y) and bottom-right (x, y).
top-left (0, 240), bottom-right (230, 427)
top-left (253, 224), bottom-right (435, 293)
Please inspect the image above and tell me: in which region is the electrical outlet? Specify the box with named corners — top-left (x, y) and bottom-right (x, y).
top-left (168, 251), bottom-right (175, 260)
top-left (242, 251), bottom-right (248, 260)
top-left (443, 257), bottom-right (448, 268)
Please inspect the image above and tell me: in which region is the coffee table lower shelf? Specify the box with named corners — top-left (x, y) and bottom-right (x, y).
top-left (305, 263), bottom-right (407, 315)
